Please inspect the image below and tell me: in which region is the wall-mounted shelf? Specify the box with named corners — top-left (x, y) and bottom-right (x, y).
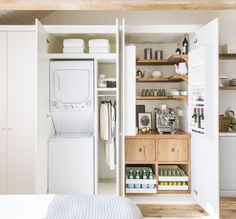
top-left (219, 54), bottom-right (236, 60)
top-left (136, 55), bottom-right (188, 66)
top-left (136, 76), bottom-right (187, 83)
top-left (136, 95), bottom-right (188, 101)
top-left (47, 53), bottom-right (117, 63)
top-left (219, 86), bottom-right (236, 90)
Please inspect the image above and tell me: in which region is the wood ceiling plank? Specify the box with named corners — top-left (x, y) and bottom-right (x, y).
top-left (0, 1), bottom-right (236, 10)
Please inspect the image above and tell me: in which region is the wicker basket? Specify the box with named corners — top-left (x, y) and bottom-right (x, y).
top-left (219, 115), bottom-right (232, 132)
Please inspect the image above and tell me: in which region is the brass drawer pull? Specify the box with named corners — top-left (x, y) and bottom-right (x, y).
top-left (171, 148), bottom-right (175, 152)
top-left (139, 148), bottom-right (143, 152)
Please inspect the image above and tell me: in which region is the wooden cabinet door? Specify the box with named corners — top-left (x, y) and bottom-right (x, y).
top-left (157, 139), bottom-right (188, 162)
top-left (0, 32), bottom-right (7, 194)
top-left (7, 31), bottom-right (37, 194)
top-left (126, 139), bottom-right (155, 162)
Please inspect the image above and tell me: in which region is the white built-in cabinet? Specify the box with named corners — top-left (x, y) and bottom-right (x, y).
top-left (0, 28), bottom-right (37, 194)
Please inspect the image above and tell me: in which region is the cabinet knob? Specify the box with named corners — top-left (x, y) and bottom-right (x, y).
top-left (2, 128), bottom-right (6, 131)
top-left (8, 128), bottom-right (12, 131)
top-left (139, 148), bottom-right (142, 152)
top-left (171, 148), bottom-right (175, 152)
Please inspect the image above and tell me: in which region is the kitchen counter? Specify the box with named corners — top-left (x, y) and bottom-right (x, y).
top-left (126, 130), bottom-right (190, 139)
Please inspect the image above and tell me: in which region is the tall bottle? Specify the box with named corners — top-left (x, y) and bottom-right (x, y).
top-left (199, 108), bottom-right (205, 129)
top-left (192, 108), bottom-right (197, 127)
top-left (182, 35), bottom-right (189, 55)
top-left (196, 109), bottom-right (200, 128)
top-left (175, 43), bottom-right (181, 55)
top-left (134, 169), bottom-right (141, 189)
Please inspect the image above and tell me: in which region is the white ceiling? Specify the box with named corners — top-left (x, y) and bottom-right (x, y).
top-left (0, 11), bottom-right (57, 25)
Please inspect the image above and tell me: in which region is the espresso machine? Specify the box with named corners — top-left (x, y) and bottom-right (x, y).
top-left (154, 105), bottom-right (177, 134)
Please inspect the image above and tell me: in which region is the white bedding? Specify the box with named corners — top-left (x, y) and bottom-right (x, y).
top-left (0, 195), bottom-right (142, 219)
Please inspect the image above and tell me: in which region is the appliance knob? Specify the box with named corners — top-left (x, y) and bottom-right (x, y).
top-left (86, 101), bottom-right (91, 106)
top-left (70, 105), bottom-right (74, 109)
top-left (64, 105), bottom-right (68, 109)
top-left (52, 101), bottom-right (57, 106)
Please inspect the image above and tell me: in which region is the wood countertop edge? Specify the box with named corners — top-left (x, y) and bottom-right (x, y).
top-left (125, 130), bottom-right (191, 139)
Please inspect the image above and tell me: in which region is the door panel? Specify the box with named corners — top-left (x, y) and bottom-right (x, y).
top-left (189, 19), bottom-right (219, 218)
top-left (7, 31), bottom-right (36, 194)
top-left (0, 32), bottom-right (7, 194)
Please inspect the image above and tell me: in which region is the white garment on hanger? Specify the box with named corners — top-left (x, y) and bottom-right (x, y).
top-left (100, 103), bottom-right (110, 141)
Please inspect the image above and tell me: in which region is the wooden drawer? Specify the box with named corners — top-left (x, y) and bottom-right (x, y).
top-left (157, 139), bottom-right (188, 162)
top-left (126, 139), bottom-right (156, 162)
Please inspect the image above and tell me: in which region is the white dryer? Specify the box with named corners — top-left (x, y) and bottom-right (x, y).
top-left (48, 133), bottom-right (94, 194)
top-left (50, 60), bottom-right (94, 133)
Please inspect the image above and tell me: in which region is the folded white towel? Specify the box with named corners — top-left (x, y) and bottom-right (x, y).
top-left (63, 47), bottom-right (84, 54)
top-left (89, 39), bottom-right (110, 48)
top-left (89, 47), bottom-right (110, 54)
top-left (63, 39), bottom-right (84, 48)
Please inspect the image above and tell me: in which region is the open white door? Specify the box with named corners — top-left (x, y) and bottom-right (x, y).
top-left (36, 19), bottom-right (54, 193)
top-left (189, 19), bottom-right (219, 218)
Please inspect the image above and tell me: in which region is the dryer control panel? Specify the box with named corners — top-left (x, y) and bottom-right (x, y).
top-left (51, 100), bottom-right (93, 112)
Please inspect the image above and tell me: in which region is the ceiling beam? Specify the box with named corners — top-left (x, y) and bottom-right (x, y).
top-left (0, 1), bottom-right (236, 10)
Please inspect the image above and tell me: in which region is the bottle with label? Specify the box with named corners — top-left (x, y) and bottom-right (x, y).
top-left (127, 169), bottom-right (135, 188)
top-left (199, 108), bottom-right (205, 129)
top-left (141, 169), bottom-right (148, 189)
top-left (134, 169), bottom-right (141, 189)
top-left (147, 169), bottom-right (155, 189)
top-left (182, 35), bottom-right (189, 55)
top-left (196, 108), bottom-right (200, 128)
top-left (175, 43), bottom-right (181, 55)
top-left (192, 108), bottom-right (197, 127)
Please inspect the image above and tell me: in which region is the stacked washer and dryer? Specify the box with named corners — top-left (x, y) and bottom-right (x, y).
top-left (48, 60), bottom-right (94, 194)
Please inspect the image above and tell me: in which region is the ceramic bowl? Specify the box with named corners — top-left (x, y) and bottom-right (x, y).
top-left (180, 91), bottom-right (188, 96)
top-left (221, 78), bottom-right (230, 86)
top-left (151, 71), bottom-right (162, 78)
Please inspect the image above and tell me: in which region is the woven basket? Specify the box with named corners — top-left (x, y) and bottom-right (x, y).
top-left (219, 115), bottom-right (232, 132)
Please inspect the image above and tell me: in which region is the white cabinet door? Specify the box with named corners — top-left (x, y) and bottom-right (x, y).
top-left (189, 19), bottom-right (219, 218)
top-left (125, 45), bottom-right (136, 136)
top-left (7, 31), bottom-right (37, 194)
top-left (0, 32), bottom-right (7, 194)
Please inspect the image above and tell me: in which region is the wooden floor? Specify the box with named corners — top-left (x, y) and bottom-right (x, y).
top-left (138, 204), bottom-right (208, 218)
top-left (138, 197), bottom-right (236, 218)
top-left (220, 197), bottom-right (236, 219)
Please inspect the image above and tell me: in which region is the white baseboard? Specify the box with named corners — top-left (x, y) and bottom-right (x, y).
top-left (220, 190), bottom-right (236, 196)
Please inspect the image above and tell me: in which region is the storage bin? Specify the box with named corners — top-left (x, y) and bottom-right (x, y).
top-left (222, 43), bottom-right (236, 54)
top-left (219, 115), bottom-right (232, 132)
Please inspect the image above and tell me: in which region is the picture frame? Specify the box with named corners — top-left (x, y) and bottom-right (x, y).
top-left (138, 112), bottom-right (152, 129)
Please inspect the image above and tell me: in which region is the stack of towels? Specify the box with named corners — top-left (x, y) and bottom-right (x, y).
top-left (88, 39), bottom-right (110, 54)
top-left (63, 39), bottom-right (85, 54)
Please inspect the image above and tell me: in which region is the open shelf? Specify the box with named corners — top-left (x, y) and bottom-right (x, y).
top-left (220, 131), bottom-right (236, 137)
top-left (137, 55), bottom-right (188, 66)
top-left (136, 76), bottom-right (187, 83)
top-left (47, 53), bottom-right (117, 63)
top-left (219, 54), bottom-right (236, 60)
top-left (97, 88), bottom-right (117, 92)
top-left (136, 95), bottom-right (188, 101)
top-left (219, 86), bottom-right (236, 90)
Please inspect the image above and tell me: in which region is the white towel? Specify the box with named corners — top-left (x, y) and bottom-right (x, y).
top-left (89, 47), bottom-right (110, 54)
top-left (63, 39), bottom-right (84, 48)
top-left (89, 39), bottom-right (110, 48)
top-left (63, 47), bottom-right (84, 54)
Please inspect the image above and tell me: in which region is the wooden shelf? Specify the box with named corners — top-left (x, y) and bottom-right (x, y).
top-left (219, 86), bottom-right (236, 90)
top-left (136, 95), bottom-right (188, 101)
top-left (137, 55), bottom-right (188, 66)
top-left (219, 54), bottom-right (236, 60)
top-left (136, 76), bottom-right (187, 83)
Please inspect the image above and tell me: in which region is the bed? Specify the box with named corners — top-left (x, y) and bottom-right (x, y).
top-left (0, 194), bottom-right (143, 219)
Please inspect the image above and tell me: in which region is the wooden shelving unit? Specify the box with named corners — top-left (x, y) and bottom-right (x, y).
top-left (136, 95), bottom-right (188, 101)
top-left (219, 54), bottom-right (236, 60)
top-left (219, 86), bottom-right (236, 90)
top-left (137, 54), bottom-right (188, 66)
top-left (136, 75), bottom-right (188, 83)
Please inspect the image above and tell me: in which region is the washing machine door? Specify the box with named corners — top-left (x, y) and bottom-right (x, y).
top-left (54, 68), bottom-right (90, 104)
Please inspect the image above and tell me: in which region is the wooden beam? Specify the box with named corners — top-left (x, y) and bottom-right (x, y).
top-left (0, 1), bottom-right (236, 10)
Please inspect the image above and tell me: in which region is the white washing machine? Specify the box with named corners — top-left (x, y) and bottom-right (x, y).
top-left (50, 60), bottom-right (94, 133)
top-left (48, 133), bottom-right (94, 194)
top-left (49, 61), bottom-right (95, 194)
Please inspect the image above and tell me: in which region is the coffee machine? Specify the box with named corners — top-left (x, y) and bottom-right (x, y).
top-left (154, 105), bottom-right (177, 134)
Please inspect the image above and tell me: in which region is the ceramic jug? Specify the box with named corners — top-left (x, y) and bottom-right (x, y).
top-left (175, 62), bottom-right (188, 75)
